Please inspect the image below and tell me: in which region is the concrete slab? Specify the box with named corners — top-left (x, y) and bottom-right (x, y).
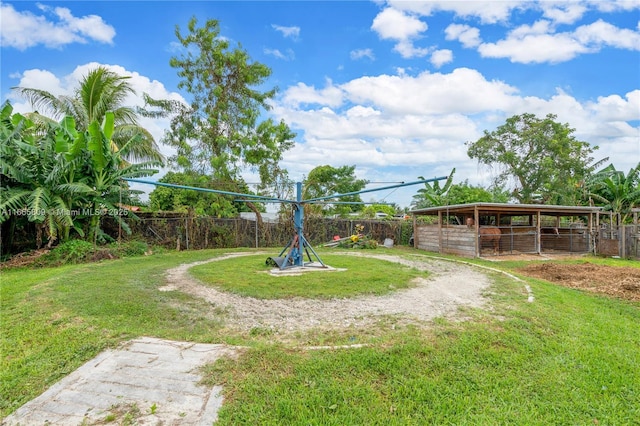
top-left (2, 337), bottom-right (237, 426)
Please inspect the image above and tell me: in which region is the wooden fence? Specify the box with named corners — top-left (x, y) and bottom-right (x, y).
top-left (414, 223), bottom-right (639, 259)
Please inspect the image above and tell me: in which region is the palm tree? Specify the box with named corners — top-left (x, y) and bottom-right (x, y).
top-left (12, 66), bottom-right (164, 164)
top-left (586, 163), bottom-right (640, 223)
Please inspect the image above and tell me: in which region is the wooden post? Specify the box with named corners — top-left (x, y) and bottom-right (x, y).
top-left (255, 219), bottom-right (259, 248)
top-left (438, 211), bottom-right (443, 254)
top-left (536, 211), bottom-right (541, 254)
top-left (412, 215), bottom-right (417, 248)
top-left (474, 207), bottom-right (480, 257)
top-left (619, 213), bottom-right (625, 258)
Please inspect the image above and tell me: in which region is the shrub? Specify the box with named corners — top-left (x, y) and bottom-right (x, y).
top-left (42, 240), bottom-right (96, 265)
top-left (112, 241), bottom-right (148, 257)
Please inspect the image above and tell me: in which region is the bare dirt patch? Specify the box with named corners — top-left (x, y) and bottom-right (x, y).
top-left (163, 252), bottom-right (492, 334)
top-left (517, 262), bottom-right (640, 302)
top-left (0, 249), bottom-right (50, 269)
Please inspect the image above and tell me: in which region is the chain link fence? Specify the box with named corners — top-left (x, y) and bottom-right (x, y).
top-left (117, 212), bottom-right (414, 250)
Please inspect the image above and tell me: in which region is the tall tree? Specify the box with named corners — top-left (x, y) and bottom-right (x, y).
top-left (161, 17), bottom-right (295, 189)
top-left (12, 66), bottom-right (164, 164)
top-left (303, 165), bottom-right (368, 217)
top-left (466, 113), bottom-right (605, 204)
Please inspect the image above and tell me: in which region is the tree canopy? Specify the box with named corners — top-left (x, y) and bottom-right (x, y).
top-left (159, 17), bottom-right (295, 189)
top-left (303, 165), bottom-right (368, 217)
top-left (466, 113), bottom-right (605, 204)
top-left (148, 171), bottom-right (261, 217)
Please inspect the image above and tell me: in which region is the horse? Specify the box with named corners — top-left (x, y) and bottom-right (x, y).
top-left (467, 217), bottom-right (501, 255)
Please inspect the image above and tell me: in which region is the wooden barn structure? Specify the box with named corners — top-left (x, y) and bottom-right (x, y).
top-left (410, 203), bottom-right (602, 258)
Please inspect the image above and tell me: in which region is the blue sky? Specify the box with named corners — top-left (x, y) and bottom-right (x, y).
top-left (2, 0), bottom-right (639, 208)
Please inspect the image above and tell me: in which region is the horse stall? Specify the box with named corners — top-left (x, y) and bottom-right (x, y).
top-left (410, 203), bottom-right (601, 258)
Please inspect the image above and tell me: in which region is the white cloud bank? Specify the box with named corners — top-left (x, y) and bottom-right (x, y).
top-left (0, 3), bottom-right (116, 50)
top-left (272, 68), bottom-right (639, 206)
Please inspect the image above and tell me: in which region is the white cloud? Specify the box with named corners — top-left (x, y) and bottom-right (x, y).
top-left (50, 5), bottom-right (115, 44)
top-left (272, 24), bottom-right (300, 39)
top-left (386, 0), bottom-right (528, 24)
top-left (430, 49), bottom-right (453, 68)
top-left (388, 0), bottom-right (640, 25)
top-left (393, 40), bottom-right (430, 58)
top-left (509, 19), bottom-right (554, 38)
top-left (587, 90), bottom-right (640, 121)
top-left (0, 3), bottom-right (115, 50)
top-left (371, 7), bottom-right (429, 58)
top-left (476, 18), bottom-right (640, 63)
top-left (540, 1), bottom-right (588, 24)
top-left (574, 19), bottom-right (640, 50)
top-left (339, 68), bottom-right (519, 115)
top-left (588, 0), bottom-right (640, 13)
top-left (350, 48), bottom-right (375, 60)
top-left (371, 7), bottom-right (427, 40)
top-left (281, 81), bottom-right (344, 108)
top-left (445, 24), bottom-right (481, 48)
top-left (479, 32), bottom-right (592, 63)
top-left (272, 67), bottom-right (639, 206)
top-left (264, 48), bottom-right (295, 61)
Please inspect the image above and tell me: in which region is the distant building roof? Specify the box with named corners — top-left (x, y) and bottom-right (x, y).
top-left (239, 212), bottom-right (280, 223)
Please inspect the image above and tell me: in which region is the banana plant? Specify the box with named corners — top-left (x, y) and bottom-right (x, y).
top-left (411, 168), bottom-right (456, 208)
top-left (70, 111), bottom-right (159, 244)
top-left (0, 102), bottom-right (79, 247)
top-left (1, 103), bottom-right (158, 249)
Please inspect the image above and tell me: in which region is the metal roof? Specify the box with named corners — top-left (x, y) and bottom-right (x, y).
top-left (410, 202), bottom-right (602, 216)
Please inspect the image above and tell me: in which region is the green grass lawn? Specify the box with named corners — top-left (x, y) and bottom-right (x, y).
top-left (189, 253), bottom-right (424, 299)
top-left (1, 248), bottom-right (639, 424)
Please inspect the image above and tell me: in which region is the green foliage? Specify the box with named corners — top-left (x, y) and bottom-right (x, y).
top-left (162, 17), bottom-right (295, 190)
top-left (303, 165), bottom-right (368, 216)
top-left (0, 101), bottom-right (158, 249)
top-left (467, 113), bottom-right (605, 204)
top-left (148, 171), bottom-right (260, 217)
top-left (36, 240), bottom-right (149, 267)
top-left (447, 180), bottom-right (511, 204)
top-left (361, 204), bottom-right (397, 219)
top-left (12, 66), bottom-right (164, 164)
top-left (112, 240), bottom-right (149, 257)
top-left (411, 169), bottom-right (455, 208)
top-left (1, 102), bottom-right (79, 247)
top-left (585, 163), bottom-right (640, 222)
top-left (43, 239), bottom-right (95, 264)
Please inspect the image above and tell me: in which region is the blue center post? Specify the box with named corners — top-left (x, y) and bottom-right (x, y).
top-left (276, 182), bottom-right (325, 269)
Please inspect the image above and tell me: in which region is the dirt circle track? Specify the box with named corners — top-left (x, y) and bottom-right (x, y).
top-left (161, 252), bottom-right (494, 333)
